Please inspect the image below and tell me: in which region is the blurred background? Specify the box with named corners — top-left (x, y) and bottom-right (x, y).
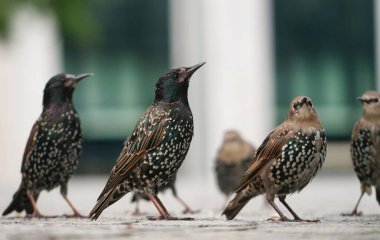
top-left (0, 0), bottom-right (377, 183)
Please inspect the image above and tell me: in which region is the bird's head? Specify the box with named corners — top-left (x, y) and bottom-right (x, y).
top-left (154, 62), bottom-right (205, 106)
top-left (357, 91), bottom-right (380, 117)
top-left (288, 96), bottom-right (318, 123)
top-left (223, 130), bottom-right (242, 143)
top-left (43, 73), bottom-right (92, 107)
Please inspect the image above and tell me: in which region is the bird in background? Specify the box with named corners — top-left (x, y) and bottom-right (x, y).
top-left (215, 130), bottom-right (256, 200)
top-left (223, 96), bottom-right (327, 222)
top-left (130, 175), bottom-right (198, 215)
top-left (89, 62), bottom-right (205, 221)
top-left (2, 73), bottom-right (92, 218)
top-left (344, 91), bottom-right (380, 216)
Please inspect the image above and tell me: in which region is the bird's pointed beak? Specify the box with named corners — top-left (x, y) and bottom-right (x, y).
top-left (185, 62), bottom-right (206, 79)
top-left (74, 73), bottom-right (94, 82)
top-left (65, 73), bottom-right (93, 88)
top-left (357, 97), bottom-right (366, 103)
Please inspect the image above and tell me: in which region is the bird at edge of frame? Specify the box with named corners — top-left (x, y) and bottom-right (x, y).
top-left (130, 174), bottom-right (199, 215)
top-left (89, 62), bottom-right (206, 221)
top-left (215, 130), bottom-right (256, 205)
top-left (222, 96), bottom-right (327, 222)
top-left (342, 91), bottom-right (380, 216)
top-left (2, 73), bottom-right (93, 218)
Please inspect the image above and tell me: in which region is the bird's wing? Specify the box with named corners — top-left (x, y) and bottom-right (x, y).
top-left (236, 124), bottom-right (294, 192)
top-left (21, 119), bottom-right (41, 173)
top-left (97, 106), bottom-right (169, 200)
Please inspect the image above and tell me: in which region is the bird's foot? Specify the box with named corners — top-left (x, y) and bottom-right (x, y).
top-left (63, 212), bottom-right (86, 218)
top-left (182, 208), bottom-right (200, 214)
top-left (267, 216), bottom-right (320, 223)
top-left (341, 211), bottom-right (362, 217)
top-left (26, 210), bottom-right (43, 218)
top-left (26, 212), bottom-right (55, 218)
top-left (147, 215), bottom-right (194, 221)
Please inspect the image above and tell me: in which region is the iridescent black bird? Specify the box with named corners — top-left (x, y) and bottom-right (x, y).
top-left (215, 130), bottom-right (256, 198)
top-left (2, 73), bottom-right (92, 217)
top-left (89, 62), bottom-right (205, 220)
top-left (130, 175), bottom-right (197, 215)
top-left (344, 91), bottom-right (380, 216)
top-left (223, 96), bottom-right (327, 222)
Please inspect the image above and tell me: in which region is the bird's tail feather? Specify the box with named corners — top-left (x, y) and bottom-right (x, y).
top-left (2, 184), bottom-right (35, 216)
top-left (222, 188), bottom-right (256, 220)
top-left (376, 187), bottom-right (380, 205)
top-left (89, 187), bottom-right (127, 220)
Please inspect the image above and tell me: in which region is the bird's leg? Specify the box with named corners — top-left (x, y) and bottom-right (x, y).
top-left (132, 197), bottom-right (142, 216)
top-left (145, 192), bottom-right (193, 221)
top-left (279, 196), bottom-right (320, 222)
top-left (60, 186), bottom-right (84, 218)
top-left (62, 195), bottom-right (84, 218)
top-left (174, 196), bottom-right (200, 214)
top-left (266, 198), bottom-right (291, 222)
top-left (342, 191), bottom-right (365, 216)
top-left (170, 186), bottom-right (199, 214)
top-left (26, 191), bottom-right (43, 218)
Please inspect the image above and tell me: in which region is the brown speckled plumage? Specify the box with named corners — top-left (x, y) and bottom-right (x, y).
top-left (223, 96), bottom-right (327, 222)
top-left (215, 130), bottom-right (255, 196)
top-left (346, 91), bottom-right (380, 216)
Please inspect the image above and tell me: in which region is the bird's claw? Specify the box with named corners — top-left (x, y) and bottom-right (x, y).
top-left (267, 216), bottom-right (320, 223)
top-left (182, 208), bottom-right (200, 214)
top-left (341, 211), bottom-right (363, 217)
top-left (147, 215), bottom-right (194, 221)
top-left (63, 213), bottom-right (86, 218)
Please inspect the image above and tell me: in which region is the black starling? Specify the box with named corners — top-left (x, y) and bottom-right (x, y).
top-left (2, 73), bottom-right (92, 217)
top-left (89, 62), bottom-right (205, 220)
top-left (223, 96), bottom-right (327, 222)
top-left (344, 91), bottom-right (380, 216)
top-left (130, 175), bottom-right (198, 215)
top-left (215, 130), bottom-right (255, 198)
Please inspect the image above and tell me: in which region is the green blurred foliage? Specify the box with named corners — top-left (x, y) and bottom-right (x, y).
top-left (0, 0), bottom-right (99, 47)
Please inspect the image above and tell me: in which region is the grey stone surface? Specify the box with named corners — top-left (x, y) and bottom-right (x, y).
top-left (1, 171), bottom-right (379, 240)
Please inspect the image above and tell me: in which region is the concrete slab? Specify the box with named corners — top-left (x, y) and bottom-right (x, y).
top-left (0, 171), bottom-right (379, 240)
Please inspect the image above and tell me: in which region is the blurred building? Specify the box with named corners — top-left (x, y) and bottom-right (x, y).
top-left (0, 0), bottom-right (377, 182)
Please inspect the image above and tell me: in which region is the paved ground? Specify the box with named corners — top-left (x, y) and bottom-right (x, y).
top-left (0, 171), bottom-right (380, 240)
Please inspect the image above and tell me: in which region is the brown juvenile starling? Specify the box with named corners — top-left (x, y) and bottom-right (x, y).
top-left (2, 73), bottom-right (92, 217)
top-left (223, 96), bottom-right (327, 222)
top-left (345, 91), bottom-right (380, 216)
top-left (130, 175), bottom-right (197, 215)
top-left (215, 130), bottom-right (255, 198)
top-left (89, 62), bottom-right (205, 221)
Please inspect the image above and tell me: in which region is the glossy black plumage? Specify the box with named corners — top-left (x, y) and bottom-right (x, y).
top-left (3, 73), bottom-right (92, 217)
top-left (89, 63), bottom-right (205, 220)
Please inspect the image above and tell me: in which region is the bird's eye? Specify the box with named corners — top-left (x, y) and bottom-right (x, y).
top-left (307, 101), bottom-right (313, 107)
top-left (293, 103), bottom-right (301, 110)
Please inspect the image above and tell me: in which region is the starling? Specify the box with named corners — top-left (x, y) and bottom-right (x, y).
top-left (215, 130), bottom-right (255, 198)
top-left (89, 62), bottom-right (205, 221)
top-left (130, 175), bottom-right (197, 215)
top-left (2, 73), bottom-right (92, 217)
top-left (223, 96), bottom-right (327, 222)
top-left (344, 91), bottom-right (380, 216)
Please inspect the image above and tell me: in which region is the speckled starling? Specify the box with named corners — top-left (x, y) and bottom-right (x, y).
top-left (344, 91), bottom-right (380, 216)
top-left (223, 96), bottom-right (327, 222)
top-left (215, 130), bottom-right (255, 197)
top-left (130, 175), bottom-right (197, 215)
top-left (89, 62), bottom-right (205, 221)
top-left (2, 73), bottom-right (92, 217)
